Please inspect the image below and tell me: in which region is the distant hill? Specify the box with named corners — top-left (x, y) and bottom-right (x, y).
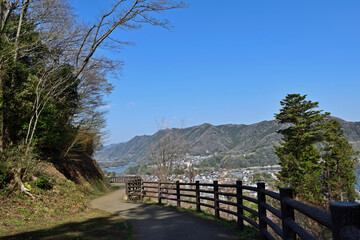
top-left (95, 117), bottom-right (360, 168)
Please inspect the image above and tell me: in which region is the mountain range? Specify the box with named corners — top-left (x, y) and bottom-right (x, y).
top-left (95, 117), bottom-right (360, 168)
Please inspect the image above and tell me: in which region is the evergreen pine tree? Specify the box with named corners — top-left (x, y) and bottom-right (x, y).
top-left (274, 94), bottom-right (329, 199)
top-left (275, 94), bottom-right (358, 205)
top-left (321, 120), bottom-right (357, 204)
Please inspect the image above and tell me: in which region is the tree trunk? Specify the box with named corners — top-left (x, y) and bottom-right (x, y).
top-left (11, 168), bottom-right (35, 199)
top-left (13, 0), bottom-right (30, 62)
top-left (0, 65), bottom-right (3, 152)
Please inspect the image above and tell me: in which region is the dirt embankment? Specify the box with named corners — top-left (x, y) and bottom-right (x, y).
top-left (43, 150), bottom-right (110, 192)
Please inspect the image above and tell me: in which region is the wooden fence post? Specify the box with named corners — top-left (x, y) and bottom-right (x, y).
top-left (214, 180), bottom-right (220, 219)
top-left (140, 180), bottom-right (144, 202)
top-left (280, 187), bottom-right (296, 240)
top-left (125, 181), bottom-right (129, 197)
top-left (257, 182), bottom-right (267, 240)
top-left (158, 181), bottom-right (162, 204)
top-left (330, 201), bottom-right (360, 240)
top-left (196, 180), bottom-right (200, 212)
top-left (176, 181), bottom-right (180, 208)
top-left (236, 180), bottom-right (244, 230)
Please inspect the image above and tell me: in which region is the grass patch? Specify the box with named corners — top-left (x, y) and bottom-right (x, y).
top-left (1, 208), bottom-right (132, 240)
top-left (0, 183), bottom-right (132, 240)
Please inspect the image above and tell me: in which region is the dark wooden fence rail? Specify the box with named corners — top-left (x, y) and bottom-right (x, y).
top-left (125, 179), bottom-right (360, 240)
top-left (125, 177), bottom-right (142, 199)
top-left (108, 175), bottom-right (141, 183)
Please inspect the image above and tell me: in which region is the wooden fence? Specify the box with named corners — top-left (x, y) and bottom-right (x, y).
top-left (107, 175), bottom-right (141, 183)
top-left (125, 179), bottom-right (360, 240)
top-left (125, 177), bottom-right (142, 200)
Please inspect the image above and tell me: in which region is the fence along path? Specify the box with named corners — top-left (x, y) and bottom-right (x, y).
top-left (92, 182), bottom-right (239, 240)
top-left (108, 175), bottom-right (141, 183)
top-left (125, 179), bottom-right (360, 240)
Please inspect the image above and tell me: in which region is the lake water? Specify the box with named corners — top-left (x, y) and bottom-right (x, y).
top-left (104, 163), bottom-right (137, 173)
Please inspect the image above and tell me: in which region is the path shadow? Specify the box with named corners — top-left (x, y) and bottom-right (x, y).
top-left (0, 214), bottom-right (131, 240)
top-left (115, 202), bottom-right (240, 240)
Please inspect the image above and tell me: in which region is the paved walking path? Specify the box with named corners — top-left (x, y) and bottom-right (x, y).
top-left (90, 183), bottom-right (239, 240)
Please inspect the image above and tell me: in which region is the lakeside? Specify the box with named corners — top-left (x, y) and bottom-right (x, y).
top-left (103, 162), bottom-right (137, 173)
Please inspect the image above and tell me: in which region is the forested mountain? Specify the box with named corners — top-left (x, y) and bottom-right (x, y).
top-left (96, 117), bottom-right (360, 168)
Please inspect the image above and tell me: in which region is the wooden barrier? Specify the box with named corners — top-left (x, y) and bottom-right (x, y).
top-left (126, 179), bottom-right (360, 240)
top-left (107, 175), bottom-right (142, 200)
top-left (124, 176), bottom-right (141, 200)
top-left (108, 176), bottom-right (141, 183)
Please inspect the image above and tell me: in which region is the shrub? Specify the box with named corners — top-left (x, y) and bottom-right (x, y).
top-left (0, 166), bottom-right (10, 189)
top-left (36, 175), bottom-right (52, 190)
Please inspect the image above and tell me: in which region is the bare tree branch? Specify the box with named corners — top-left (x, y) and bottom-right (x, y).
top-left (149, 120), bottom-right (185, 181)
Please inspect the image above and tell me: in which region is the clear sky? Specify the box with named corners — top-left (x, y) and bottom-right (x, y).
top-left (70, 0), bottom-right (360, 144)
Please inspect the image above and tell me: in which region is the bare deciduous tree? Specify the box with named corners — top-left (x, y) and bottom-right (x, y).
top-left (6, 0), bottom-right (185, 153)
top-left (0, 0), bottom-right (185, 196)
top-left (63, 59), bottom-right (117, 156)
top-left (188, 157), bottom-right (194, 183)
top-left (149, 120), bottom-right (185, 181)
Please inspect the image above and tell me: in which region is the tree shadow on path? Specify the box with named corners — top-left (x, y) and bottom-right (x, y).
top-left (115, 202), bottom-right (240, 240)
top-left (0, 213), bottom-right (131, 240)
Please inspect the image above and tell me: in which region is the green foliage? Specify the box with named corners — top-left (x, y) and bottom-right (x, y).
top-left (172, 166), bottom-right (185, 175)
top-left (198, 154), bottom-right (222, 168)
top-left (275, 94), bottom-right (327, 196)
top-left (36, 175), bottom-right (52, 190)
top-left (320, 120), bottom-right (358, 202)
top-left (0, 166), bottom-right (10, 189)
top-left (195, 150), bottom-right (277, 170)
top-left (243, 200), bottom-right (258, 221)
top-left (252, 172), bottom-right (274, 185)
top-left (125, 165), bottom-right (140, 175)
top-left (0, 17), bottom-right (45, 146)
top-left (0, 3), bottom-right (108, 161)
top-left (275, 94), bottom-right (357, 206)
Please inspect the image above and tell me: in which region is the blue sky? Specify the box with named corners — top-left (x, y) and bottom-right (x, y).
top-left (70, 0), bottom-right (360, 144)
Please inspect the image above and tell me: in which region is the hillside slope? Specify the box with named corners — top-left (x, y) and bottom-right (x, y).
top-left (96, 118), bottom-right (360, 168)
